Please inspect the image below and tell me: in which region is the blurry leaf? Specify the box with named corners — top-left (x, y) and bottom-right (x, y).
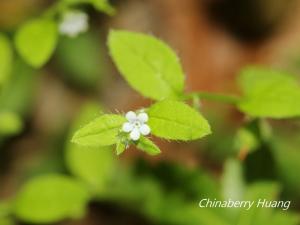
top-left (139, 161), bottom-right (220, 200)
top-left (105, 167), bottom-right (228, 225)
top-left (243, 183), bottom-right (300, 225)
top-left (238, 66), bottom-right (300, 118)
top-left (258, 119), bottom-right (272, 142)
top-left (234, 128), bottom-right (259, 154)
top-left (72, 114), bottom-right (125, 146)
top-left (147, 100), bottom-right (211, 140)
top-left (0, 201), bottom-right (13, 225)
top-left (0, 34), bottom-right (12, 87)
top-left (14, 174), bottom-right (90, 223)
top-left (92, 0), bottom-right (115, 15)
top-left (221, 159), bottom-right (245, 221)
top-left (0, 201), bottom-right (12, 218)
top-left (270, 211), bottom-right (300, 225)
top-left (0, 112), bottom-right (23, 136)
top-left (272, 134), bottom-right (300, 196)
top-left (56, 32), bottom-right (104, 89)
top-left (0, 59), bottom-right (36, 115)
top-left (137, 136), bottom-right (161, 155)
top-left (108, 30), bottom-right (185, 100)
top-left (0, 218), bottom-right (13, 225)
top-left (168, 204), bottom-right (231, 225)
top-left (237, 182), bottom-right (280, 225)
top-left (222, 158), bottom-right (245, 201)
top-left (66, 103), bottom-right (116, 193)
top-left (15, 18), bottom-right (58, 68)
top-left (116, 140), bottom-right (126, 155)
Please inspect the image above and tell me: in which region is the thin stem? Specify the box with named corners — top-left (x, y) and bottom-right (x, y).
top-left (183, 91), bottom-right (241, 104)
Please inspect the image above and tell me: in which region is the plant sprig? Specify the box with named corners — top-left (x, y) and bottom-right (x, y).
top-left (72, 30), bottom-right (300, 156)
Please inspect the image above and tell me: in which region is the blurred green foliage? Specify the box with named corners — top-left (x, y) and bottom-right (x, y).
top-left (13, 174), bottom-right (90, 223)
top-left (15, 18), bottom-right (58, 68)
top-left (238, 66), bottom-right (300, 118)
top-left (0, 1), bottom-right (300, 225)
top-left (0, 59), bottom-right (36, 116)
top-left (55, 32), bottom-right (105, 90)
top-left (0, 34), bottom-right (12, 87)
top-left (0, 112), bottom-right (23, 136)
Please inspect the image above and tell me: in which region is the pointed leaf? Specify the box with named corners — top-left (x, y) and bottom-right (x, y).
top-left (108, 30), bottom-right (185, 100)
top-left (116, 140), bottom-right (126, 155)
top-left (147, 100), bottom-right (211, 140)
top-left (66, 103), bottom-right (115, 193)
top-left (137, 136), bottom-right (161, 155)
top-left (15, 18), bottom-right (58, 68)
top-left (72, 114), bottom-right (125, 146)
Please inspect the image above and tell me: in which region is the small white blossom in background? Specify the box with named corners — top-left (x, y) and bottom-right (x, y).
top-left (122, 111), bottom-right (151, 141)
top-left (59, 11), bottom-right (88, 38)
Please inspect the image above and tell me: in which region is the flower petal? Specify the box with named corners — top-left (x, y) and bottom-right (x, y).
top-left (139, 124), bottom-right (151, 135)
top-left (137, 112), bottom-right (148, 123)
top-left (122, 122), bottom-right (133, 133)
top-left (130, 128), bottom-right (140, 141)
top-left (125, 111), bottom-right (137, 122)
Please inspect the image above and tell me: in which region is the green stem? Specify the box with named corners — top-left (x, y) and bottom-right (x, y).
top-left (183, 91), bottom-right (241, 104)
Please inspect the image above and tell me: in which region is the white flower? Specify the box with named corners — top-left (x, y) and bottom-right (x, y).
top-left (59, 11), bottom-right (88, 37)
top-left (122, 111), bottom-right (151, 141)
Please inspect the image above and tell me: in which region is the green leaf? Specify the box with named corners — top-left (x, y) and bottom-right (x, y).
top-left (0, 34), bottom-right (12, 87)
top-left (116, 140), bottom-right (126, 155)
top-left (270, 212), bottom-right (300, 225)
top-left (0, 59), bottom-right (36, 115)
top-left (272, 133), bottom-right (300, 195)
top-left (72, 114), bottom-right (126, 146)
top-left (66, 103), bottom-right (116, 193)
top-left (13, 174), bottom-right (90, 223)
top-left (0, 201), bottom-right (12, 218)
top-left (55, 32), bottom-right (104, 89)
top-left (137, 136), bottom-right (161, 155)
top-left (15, 18), bottom-right (58, 68)
top-left (67, 146), bottom-right (114, 193)
top-left (108, 30), bottom-right (185, 100)
top-left (234, 128), bottom-right (259, 154)
top-left (147, 100), bottom-right (211, 140)
top-left (238, 66), bottom-right (300, 118)
top-left (237, 182), bottom-right (280, 225)
top-left (61, 0), bottom-right (115, 15)
top-left (0, 201), bottom-right (14, 225)
top-left (221, 158), bottom-right (245, 201)
top-left (0, 112), bottom-right (23, 136)
top-left (92, 0), bottom-right (115, 15)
